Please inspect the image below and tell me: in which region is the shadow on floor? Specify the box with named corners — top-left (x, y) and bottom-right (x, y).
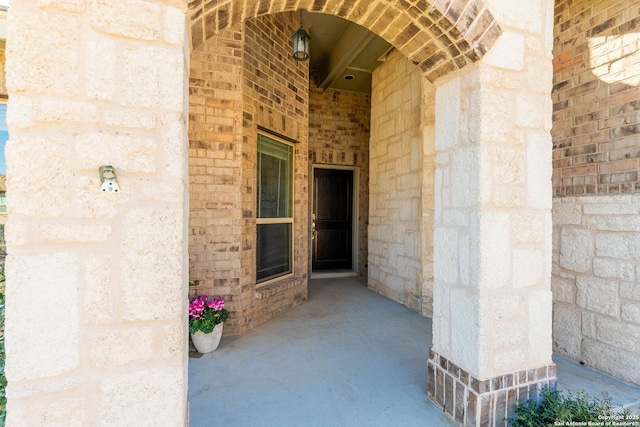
top-left (188, 277), bottom-right (640, 426)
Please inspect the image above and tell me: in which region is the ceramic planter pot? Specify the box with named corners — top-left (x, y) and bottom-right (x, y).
top-left (191, 323), bottom-right (224, 353)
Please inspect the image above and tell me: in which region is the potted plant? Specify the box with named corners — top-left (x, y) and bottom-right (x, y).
top-left (188, 295), bottom-right (229, 353)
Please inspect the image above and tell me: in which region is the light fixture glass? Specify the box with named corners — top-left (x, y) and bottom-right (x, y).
top-left (292, 11), bottom-right (310, 61)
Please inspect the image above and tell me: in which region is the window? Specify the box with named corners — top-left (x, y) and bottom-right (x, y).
top-left (256, 133), bottom-right (293, 285)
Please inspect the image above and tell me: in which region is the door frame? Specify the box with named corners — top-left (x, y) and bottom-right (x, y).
top-left (310, 164), bottom-right (360, 278)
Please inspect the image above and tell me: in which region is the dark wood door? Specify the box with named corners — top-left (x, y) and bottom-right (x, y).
top-left (313, 169), bottom-right (353, 271)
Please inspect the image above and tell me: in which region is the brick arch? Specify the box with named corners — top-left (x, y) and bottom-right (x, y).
top-left (188, 0), bottom-right (502, 82)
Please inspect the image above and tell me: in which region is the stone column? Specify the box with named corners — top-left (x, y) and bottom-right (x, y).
top-left (428, 1), bottom-right (556, 425)
top-left (4, 1), bottom-right (190, 424)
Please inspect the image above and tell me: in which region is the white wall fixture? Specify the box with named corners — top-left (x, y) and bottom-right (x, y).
top-left (99, 165), bottom-right (120, 193)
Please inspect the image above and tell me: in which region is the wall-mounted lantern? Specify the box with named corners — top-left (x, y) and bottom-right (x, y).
top-left (292, 10), bottom-right (310, 61)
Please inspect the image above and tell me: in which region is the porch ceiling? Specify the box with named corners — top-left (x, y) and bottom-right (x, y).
top-left (305, 12), bottom-right (392, 95)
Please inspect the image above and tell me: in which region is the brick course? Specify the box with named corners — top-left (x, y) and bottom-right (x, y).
top-left (188, 12), bottom-right (309, 335)
top-left (552, 0), bottom-right (640, 196)
top-left (308, 81), bottom-right (370, 277)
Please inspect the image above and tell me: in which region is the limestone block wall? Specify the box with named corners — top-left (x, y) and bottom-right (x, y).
top-left (552, 195), bottom-right (640, 385)
top-left (432, 0), bottom-right (555, 380)
top-left (369, 49), bottom-right (436, 316)
top-left (5, 1), bottom-right (189, 424)
top-left (551, 0), bottom-right (640, 386)
top-left (308, 81), bottom-right (370, 277)
top-left (189, 12), bottom-right (308, 335)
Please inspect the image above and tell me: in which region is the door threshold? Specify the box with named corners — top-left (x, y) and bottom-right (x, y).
top-left (311, 270), bottom-right (358, 279)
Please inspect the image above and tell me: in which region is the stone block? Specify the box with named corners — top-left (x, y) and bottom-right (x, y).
top-left (105, 108), bottom-right (157, 129)
top-left (584, 215), bottom-right (640, 232)
top-left (622, 303), bottom-right (640, 325)
top-left (160, 113), bottom-right (188, 178)
top-left (163, 322), bottom-right (186, 361)
top-left (37, 0), bottom-right (85, 11)
top-left (482, 30), bottom-right (525, 71)
top-left (576, 275), bottom-right (619, 316)
top-left (72, 176), bottom-right (128, 219)
top-left (513, 213), bottom-right (545, 244)
top-left (30, 99), bottom-right (99, 125)
top-left (559, 228), bottom-right (592, 272)
top-left (476, 211), bottom-right (511, 288)
top-left (592, 258), bottom-right (635, 281)
top-left (513, 248), bottom-right (543, 288)
top-left (433, 227), bottom-right (459, 284)
top-left (38, 223), bottom-right (111, 243)
top-left (527, 132), bottom-right (553, 208)
top-left (74, 132), bottom-right (157, 173)
top-left (595, 232), bottom-right (640, 260)
top-left (121, 207), bottom-right (184, 321)
top-left (35, 398), bottom-right (88, 426)
top-left (517, 94), bottom-right (547, 130)
top-left (451, 147), bottom-right (481, 207)
top-left (85, 37), bottom-right (117, 100)
top-left (122, 45), bottom-right (185, 111)
top-left (550, 276), bottom-right (575, 303)
top-left (450, 289), bottom-right (479, 374)
top-left (552, 198), bottom-right (582, 225)
top-left (5, 253), bottom-right (79, 381)
top-left (99, 368), bottom-right (185, 426)
top-left (492, 148), bottom-right (525, 185)
top-left (6, 134), bottom-right (72, 217)
top-left (487, 0), bottom-right (544, 35)
top-left (89, 327), bottom-right (154, 368)
top-left (8, 377), bottom-right (82, 399)
top-left (164, 6), bottom-right (186, 45)
top-left (621, 281), bottom-right (640, 302)
top-left (7, 11), bottom-right (80, 96)
top-left (89, 0), bottom-right (162, 40)
top-left (84, 255), bottom-right (114, 325)
top-left (596, 317), bottom-right (640, 355)
top-left (435, 77), bottom-right (460, 151)
top-left (552, 303), bottom-right (581, 359)
top-left (582, 339), bottom-right (640, 385)
top-left (528, 289), bottom-right (553, 364)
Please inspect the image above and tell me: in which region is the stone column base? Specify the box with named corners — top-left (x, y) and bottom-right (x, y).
top-left (427, 349), bottom-right (557, 427)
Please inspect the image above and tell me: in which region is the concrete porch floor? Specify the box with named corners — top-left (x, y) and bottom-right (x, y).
top-left (188, 277), bottom-right (640, 426)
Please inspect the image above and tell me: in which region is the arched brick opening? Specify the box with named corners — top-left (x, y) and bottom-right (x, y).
top-left (188, 0), bottom-right (502, 82)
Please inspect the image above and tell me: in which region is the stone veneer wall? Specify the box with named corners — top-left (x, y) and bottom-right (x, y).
top-left (551, 0), bottom-right (640, 386)
top-left (189, 12), bottom-right (308, 335)
top-left (553, 196), bottom-right (640, 385)
top-left (308, 81), bottom-right (370, 277)
top-left (369, 49), bottom-right (436, 316)
top-left (5, 1), bottom-right (190, 424)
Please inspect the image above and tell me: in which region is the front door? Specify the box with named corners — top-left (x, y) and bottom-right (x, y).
top-left (312, 168), bottom-right (353, 271)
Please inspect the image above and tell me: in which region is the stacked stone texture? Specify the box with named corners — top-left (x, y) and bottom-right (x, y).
top-left (369, 49), bottom-right (436, 317)
top-left (5, 0), bottom-right (189, 424)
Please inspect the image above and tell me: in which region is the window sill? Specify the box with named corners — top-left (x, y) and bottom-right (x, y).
top-left (255, 276), bottom-right (303, 300)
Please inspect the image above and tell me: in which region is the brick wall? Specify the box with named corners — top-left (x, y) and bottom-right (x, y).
top-left (552, 0), bottom-right (640, 196)
top-left (240, 12), bottom-right (309, 331)
top-left (551, 0), bottom-right (640, 386)
top-left (189, 12), bottom-right (309, 335)
top-left (188, 28), bottom-right (244, 334)
top-left (369, 49), bottom-right (435, 316)
top-left (308, 81), bottom-right (370, 277)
